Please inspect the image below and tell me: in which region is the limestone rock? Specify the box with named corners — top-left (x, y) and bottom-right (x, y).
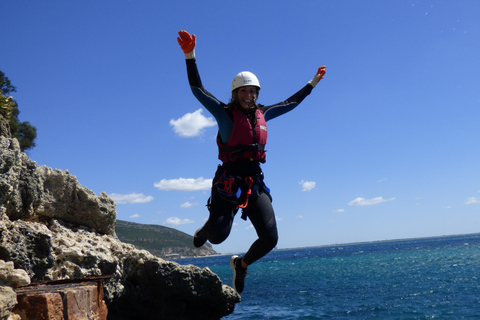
top-left (0, 260), bottom-right (31, 288)
top-left (0, 101), bottom-right (12, 138)
top-left (0, 136), bottom-right (116, 235)
top-left (0, 286), bottom-right (17, 320)
top-left (0, 215), bottom-right (239, 319)
top-left (0, 133), bottom-right (240, 319)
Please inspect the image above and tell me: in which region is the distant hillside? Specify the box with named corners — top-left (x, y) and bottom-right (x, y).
top-left (115, 220), bottom-right (217, 259)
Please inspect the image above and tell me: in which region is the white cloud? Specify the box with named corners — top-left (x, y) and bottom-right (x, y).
top-left (163, 217), bottom-right (195, 226)
top-left (348, 196), bottom-right (396, 206)
top-left (295, 215), bottom-right (303, 219)
top-left (465, 197), bottom-right (480, 204)
top-left (154, 177), bottom-right (212, 191)
top-left (129, 214), bottom-right (140, 219)
top-left (377, 178), bottom-right (388, 183)
top-left (110, 193), bottom-right (154, 204)
top-left (299, 180), bottom-right (316, 191)
top-left (170, 109), bottom-right (216, 137)
top-left (180, 201), bottom-right (199, 208)
top-left (333, 209), bottom-right (345, 213)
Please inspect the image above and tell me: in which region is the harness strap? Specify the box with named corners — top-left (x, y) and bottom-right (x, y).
top-left (237, 176), bottom-right (254, 209)
top-left (224, 177), bottom-right (234, 195)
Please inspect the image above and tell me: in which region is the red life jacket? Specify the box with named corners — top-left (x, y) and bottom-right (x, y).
top-left (217, 108), bottom-right (268, 163)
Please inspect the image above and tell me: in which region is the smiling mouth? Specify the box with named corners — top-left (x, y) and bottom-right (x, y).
top-left (239, 98), bottom-right (255, 109)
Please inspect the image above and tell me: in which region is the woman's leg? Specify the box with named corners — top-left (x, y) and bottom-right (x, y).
top-left (242, 192), bottom-right (278, 265)
top-left (205, 186), bottom-right (238, 244)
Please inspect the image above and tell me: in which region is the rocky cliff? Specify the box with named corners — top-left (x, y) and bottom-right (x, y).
top-left (0, 112), bottom-right (240, 319)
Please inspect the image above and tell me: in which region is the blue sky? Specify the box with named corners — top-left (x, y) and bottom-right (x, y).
top-left (2, 1), bottom-right (480, 254)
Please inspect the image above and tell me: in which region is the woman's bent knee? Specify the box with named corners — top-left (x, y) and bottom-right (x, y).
top-left (263, 233), bottom-right (278, 251)
top-left (207, 229), bottom-right (230, 244)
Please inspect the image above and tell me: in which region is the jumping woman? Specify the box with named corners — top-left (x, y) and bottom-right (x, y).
top-left (177, 30), bottom-right (326, 294)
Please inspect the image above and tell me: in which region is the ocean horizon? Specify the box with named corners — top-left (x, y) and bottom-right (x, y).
top-left (175, 233), bottom-right (480, 319)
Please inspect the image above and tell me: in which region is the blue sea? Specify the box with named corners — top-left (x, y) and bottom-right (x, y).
top-left (175, 234), bottom-right (480, 319)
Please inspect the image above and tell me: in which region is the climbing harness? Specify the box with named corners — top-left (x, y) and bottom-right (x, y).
top-left (213, 167), bottom-right (271, 220)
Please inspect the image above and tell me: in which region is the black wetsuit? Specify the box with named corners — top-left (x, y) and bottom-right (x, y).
top-left (185, 58), bottom-right (314, 265)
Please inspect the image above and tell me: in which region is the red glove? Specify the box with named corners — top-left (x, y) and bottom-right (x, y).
top-left (177, 30), bottom-right (196, 54)
top-left (308, 66), bottom-right (326, 88)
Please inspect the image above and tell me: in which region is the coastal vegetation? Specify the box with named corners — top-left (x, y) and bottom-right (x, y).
top-left (115, 220), bottom-right (217, 259)
top-left (0, 70), bottom-right (37, 151)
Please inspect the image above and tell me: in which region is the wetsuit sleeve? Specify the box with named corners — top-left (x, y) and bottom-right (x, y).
top-left (185, 58), bottom-right (233, 143)
top-left (261, 84), bottom-right (314, 121)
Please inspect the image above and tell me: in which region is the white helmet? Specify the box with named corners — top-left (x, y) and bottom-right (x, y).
top-left (231, 71), bottom-right (261, 92)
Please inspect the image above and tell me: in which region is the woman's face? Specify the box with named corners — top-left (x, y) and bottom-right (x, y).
top-left (236, 86), bottom-right (258, 109)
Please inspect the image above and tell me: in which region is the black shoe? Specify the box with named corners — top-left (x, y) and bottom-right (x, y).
top-left (193, 225), bottom-right (208, 248)
top-left (230, 255), bottom-right (247, 294)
